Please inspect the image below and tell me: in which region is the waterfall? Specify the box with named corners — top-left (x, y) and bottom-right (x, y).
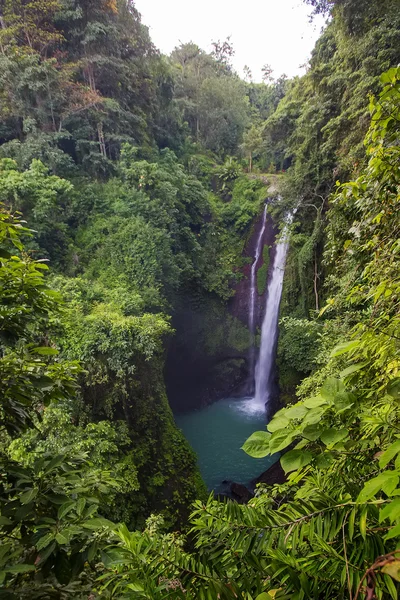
top-left (248, 205), bottom-right (268, 376)
top-left (254, 217), bottom-right (291, 409)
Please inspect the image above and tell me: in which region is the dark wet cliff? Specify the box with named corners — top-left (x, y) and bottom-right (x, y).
top-left (165, 203), bottom-right (278, 412)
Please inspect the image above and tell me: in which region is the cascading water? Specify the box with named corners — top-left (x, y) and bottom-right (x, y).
top-left (253, 216), bottom-right (292, 409)
top-left (248, 205), bottom-right (268, 376)
top-left (175, 207), bottom-right (290, 490)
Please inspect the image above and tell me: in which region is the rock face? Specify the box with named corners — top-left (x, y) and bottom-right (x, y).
top-left (230, 209), bottom-right (277, 330)
top-left (230, 482), bottom-right (254, 504)
top-left (165, 206), bottom-right (279, 412)
top-left (252, 460), bottom-right (287, 487)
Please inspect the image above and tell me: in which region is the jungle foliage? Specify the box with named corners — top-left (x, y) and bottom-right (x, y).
top-left (0, 0), bottom-right (400, 598)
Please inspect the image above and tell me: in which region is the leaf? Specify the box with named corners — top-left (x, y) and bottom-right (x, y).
top-left (303, 396), bottom-right (327, 409)
top-left (348, 507), bottom-right (356, 541)
top-left (82, 517), bottom-right (114, 530)
top-left (31, 346), bottom-right (58, 356)
top-left (0, 516), bottom-right (12, 526)
top-left (302, 423), bottom-right (323, 441)
top-left (242, 431), bottom-right (271, 458)
top-left (58, 501), bottom-right (75, 520)
top-left (383, 573), bottom-right (398, 600)
top-left (382, 560), bottom-right (400, 582)
top-left (331, 340), bottom-right (360, 357)
top-left (357, 472), bottom-right (399, 503)
top-left (20, 487), bottom-right (38, 505)
top-left (379, 440), bottom-right (400, 469)
top-left (5, 564), bottom-right (35, 574)
top-left (269, 430), bottom-right (297, 454)
top-left (360, 506), bottom-right (367, 540)
top-left (267, 415), bottom-right (290, 432)
top-left (320, 378), bottom-right (344, 402)
top-left (45, 494), bottom-right (70, 505)
top-left (127, 583), bottom-right (145, 592)
top-left (385, 523), bottom-right (400, 541)
top-left (340, 363), bottom-right (367, 378)
top-left (44, 454), bottom-right (65, 474)
top-left (36, 533), bottom-right (55, 551)
top-left (281, 450), bottom-right (312, 474)
top-left (76, 498), bottom-right (86, 516)
top-left (315, 453), bottom-right (334, 469)
top-left (256, 594), bottom-right (273, 600)
top-left (379, 498), bottom-right (400, 524)
top-left (283, 404), bottom-right (308, 421)
top-left (320, 428), bottom-right (349, 448)
top-left (301, 407), bottom-right (327, 426)
top-left (36, 541), bottom-right (57, 565)
top-left (55, 532), bottom-right (69, 545)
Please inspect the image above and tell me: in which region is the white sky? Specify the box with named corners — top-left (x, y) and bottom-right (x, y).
top-left (134, 0), bottom-right (326, 82)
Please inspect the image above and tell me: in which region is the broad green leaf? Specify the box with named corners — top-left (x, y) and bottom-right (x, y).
top-left (45, 494), bottom-right (70, 505)
top-left (320, 428), bottom-right (349, 448)
top-left (301, 407), bottom-right (327, 427)
top-left (36, 533), bottom-right (55, 551)
top-left (20, 487), bottom-right (38, 505)
top-left (0, 516), bottom-right (12, 526)
top-left (302, 423), bottom-right (323, 441)
top-left (303, 396), bottom-right (327, 409)
top-left (58, 501), bottom-right (75, 520)
top-left (320, 378), bottom-right (344, 401)
top-left (31, 346), bottom-right (58, 356)
top-left (385, 522), bottom-right (400, 541)
top-left (269, 430), bottom-right (297, 454)
top-left (340, 363), bottom-right (367, 378)
top-left (267, 415), bottom-right (290, 432)
top-left (82, 517), bottom-right (114, 530)
top-left (36, 541), bottom-right (57, 565)
top-left (315, 453), bottom-right (335, 469)
top-left (5, 564), bottom-right (35, 574)
top-left (0, 544), bottom-right (11, 562)
top-left (357, 472), bottom-right (399, 502)
top-left (331, 340), bottom-right (360, 357)
top-left (379, 439), bottom-right (400, 469)
top-left (256, 594), bottom-right (273, 600)
top-left (379, 498), bottom-right (400, 523)
top-left (283, 404), bottom-right (308, 421)
top-left (76, 498), bottom-right (86, 516)
top-left (127, 583), bottom-right (145, 592)
top-left (242, 431), bottom-right (271, 458)
top-left (44, 454), bottom-right (65, 474)
top-left (382, 472), bottom-right (400, 496)
top-left (55, 532), bottom-right (69, 545)
top-left (281, 450), bottom-right (312, 474)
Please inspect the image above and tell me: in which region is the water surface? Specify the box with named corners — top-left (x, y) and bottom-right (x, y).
top-left (175, 397), bottom-right (277, 491)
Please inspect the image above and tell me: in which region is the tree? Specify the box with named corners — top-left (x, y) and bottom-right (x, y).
top-left (239, 124), bottom-right (264, 172)
top-left (243, 64), bottom-right (253, 83)
top-left (261, 63), bottom-right (274, 83)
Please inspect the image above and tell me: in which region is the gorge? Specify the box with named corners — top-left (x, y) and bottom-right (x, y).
top-left (175, 202), bottom-right (290, 491)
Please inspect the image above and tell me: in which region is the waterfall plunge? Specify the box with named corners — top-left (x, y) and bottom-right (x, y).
top-left (253, 216), bottom-right (291, 410)
top-left (248, 205), bottom-right (268, 377)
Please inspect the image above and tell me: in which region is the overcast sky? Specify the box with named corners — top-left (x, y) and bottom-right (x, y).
top-left (134, 0), bottom-right (326, 82)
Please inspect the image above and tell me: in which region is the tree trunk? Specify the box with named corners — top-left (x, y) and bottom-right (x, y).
top-left (97, 122), bottom-right (107, 158)
top-left (314, 251), bottom-right (319, 312)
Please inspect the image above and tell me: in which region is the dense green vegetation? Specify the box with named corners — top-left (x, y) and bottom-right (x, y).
top-left (1, 0), bottom-right (400, 597)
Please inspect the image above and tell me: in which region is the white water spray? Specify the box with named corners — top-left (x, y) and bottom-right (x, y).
top-left (254, 216), bottom-right (292, 409)
top-left (248, 205), bottom-right (268, 374)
